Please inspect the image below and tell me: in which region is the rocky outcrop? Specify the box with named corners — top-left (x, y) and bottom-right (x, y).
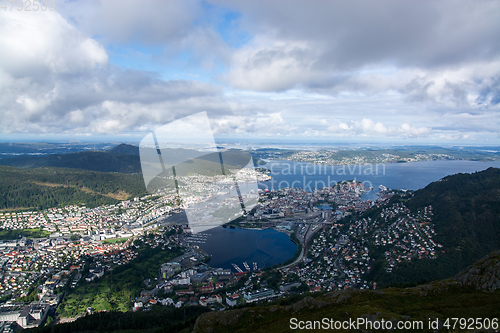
top-left (453, 250), bottom-right (500, 292)
top-left (193, 309), bottom-right (246, 333)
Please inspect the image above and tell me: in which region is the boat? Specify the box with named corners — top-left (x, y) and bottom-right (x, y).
top-left (253, 262), bottom-right (257, 271)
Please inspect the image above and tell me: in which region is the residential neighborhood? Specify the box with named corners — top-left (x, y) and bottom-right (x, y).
top-left (0, 175), bottom-right (443, 330)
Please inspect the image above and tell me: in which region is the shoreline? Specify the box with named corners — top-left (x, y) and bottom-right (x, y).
top-left (263, 157), bottom-right (500, 166)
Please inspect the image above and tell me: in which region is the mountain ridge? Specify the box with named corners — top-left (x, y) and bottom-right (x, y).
top-left (352, 167), bottom-right (500, 287)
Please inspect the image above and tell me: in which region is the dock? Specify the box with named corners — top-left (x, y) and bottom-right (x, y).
top-left (231, 263), bottom-right (243, 273)
top-left (243, 262), bottom-right (250, 271)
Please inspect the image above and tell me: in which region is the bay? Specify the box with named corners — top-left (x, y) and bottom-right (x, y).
top-left (260, 160), bottom-right (500, 200)
top-left (201, 160), bottom-right (500, 270)
top-left (200, 227), bottom-right (297, 271)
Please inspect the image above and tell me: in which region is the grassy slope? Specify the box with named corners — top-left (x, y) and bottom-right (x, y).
top-left (58, 244), bottom-right (183, 316)
top-left (0, 228), bottom-right (50, 240)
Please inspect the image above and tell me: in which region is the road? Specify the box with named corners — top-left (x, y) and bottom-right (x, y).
top-left (281, 223), bottom-right (322, 270)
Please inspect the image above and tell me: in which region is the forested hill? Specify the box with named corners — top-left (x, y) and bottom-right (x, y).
top-left (409, 167), bottom-right (500, 260)
top-left (0, 143), bottom-right (263, 173)
top-left (107, 143), bottom-right (140, 155)
top-left (364, 167), bottom-right (500, 287)
top-left (0, 166), bottom-right (148, 210)
top-left (0, 149), bottom-right (142, 174)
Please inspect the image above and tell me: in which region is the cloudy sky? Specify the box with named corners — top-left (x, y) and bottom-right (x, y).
top-left (1, 0), bottom-right (499, 144)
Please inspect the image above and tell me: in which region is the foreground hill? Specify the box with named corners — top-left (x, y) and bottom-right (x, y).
top-left (358, 167), bottom-right (500, 287)
top-left (27, 251), bottom-right (500, 333)
top-left (0, 166), bottom-right (148, 210)
top-left (191, 251), bottom-right (500, 333)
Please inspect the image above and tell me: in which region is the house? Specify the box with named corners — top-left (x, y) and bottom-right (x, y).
top-left (226, 294), bottom-right (239, 307)
top-left (197, 282), bottom-right (214, 294)
top-left (199, 294), bottom-right (221, 306)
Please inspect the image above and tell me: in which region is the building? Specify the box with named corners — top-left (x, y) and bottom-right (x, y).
top-left (190, 272), bottom-right (210, 284)
top-left (243, 288), bottom-right (275, 303)
top-left (226, 294), bottom-right (239, 307)
top-left (197, 282), bottom-right (214, 294)
top-left (0, 303), bottom-right (50, 329)
top-left (199, 294), bottom-right (222, 306)
top-left (159, 262), bottom-right (181, 279)
top-left (171, 276), bottom-right (190, 285)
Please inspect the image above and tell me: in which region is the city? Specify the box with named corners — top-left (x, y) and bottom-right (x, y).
top-left (1, 1), bottom-right (500, 331)
top-left (0, 168), bottom-right (445, 330)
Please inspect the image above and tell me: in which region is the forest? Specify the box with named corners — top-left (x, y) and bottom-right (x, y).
top-left (0, 166), bottom-right (148, 210)
top-left (363, 167), bottom-right (500, 287)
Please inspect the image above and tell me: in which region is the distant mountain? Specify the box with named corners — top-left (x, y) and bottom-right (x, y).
top-left (0, 144), bottom-right (253, 194)
top-left (0, 142), bottom-right (112, 158)
top-left (0, 143), bottom-right (143, 173)
top-left (359, 167), bottom-right (500, 287)
top-left (0, 144), bottom-right (261, 208)
top-left (107, 143), bottom-right (140, 155)
top-left (0, 150), bottom-right (142, 173)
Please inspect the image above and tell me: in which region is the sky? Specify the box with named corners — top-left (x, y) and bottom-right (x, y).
top-left (0, 0), bottom-right (499, 145)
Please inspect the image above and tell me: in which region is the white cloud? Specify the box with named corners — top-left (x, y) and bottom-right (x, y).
top-left (227, 38), bottom-right (325, 91)
top-left (219, 0), bottom-right (500, 112)
top-left (0, 9), bottom-right (236, 135)
top-left (0, 1), bottom-right (499, 144)
top-left (58, 0), bottom-right (230, 70)
top-left (69, 0), bottom-right (198, 44)
top-left (328, 118), bottom-right (431, 138)
top-left (209, 112), bottom-right (297, 136)
top-left (0, 11), bottom-right (107, 77)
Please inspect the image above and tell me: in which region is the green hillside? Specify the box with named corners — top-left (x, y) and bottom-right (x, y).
top-left (360, 167), bottom-right (500, 287)
top-left (0, 166), bottom-right (148, 210)
top-left (0, 144), bottom-right (262, 175)
top-left (0, 151), bottom-right (142, 173)
top-left (192, 288), bottom-right (500, 333)
top-left (57, 243), bottom-right (183, 317)
top-left (0, 146), bottom-right (260, 209)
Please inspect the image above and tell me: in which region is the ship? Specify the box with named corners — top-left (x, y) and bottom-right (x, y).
top-left (253, 262), bottom-right (258, 271)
